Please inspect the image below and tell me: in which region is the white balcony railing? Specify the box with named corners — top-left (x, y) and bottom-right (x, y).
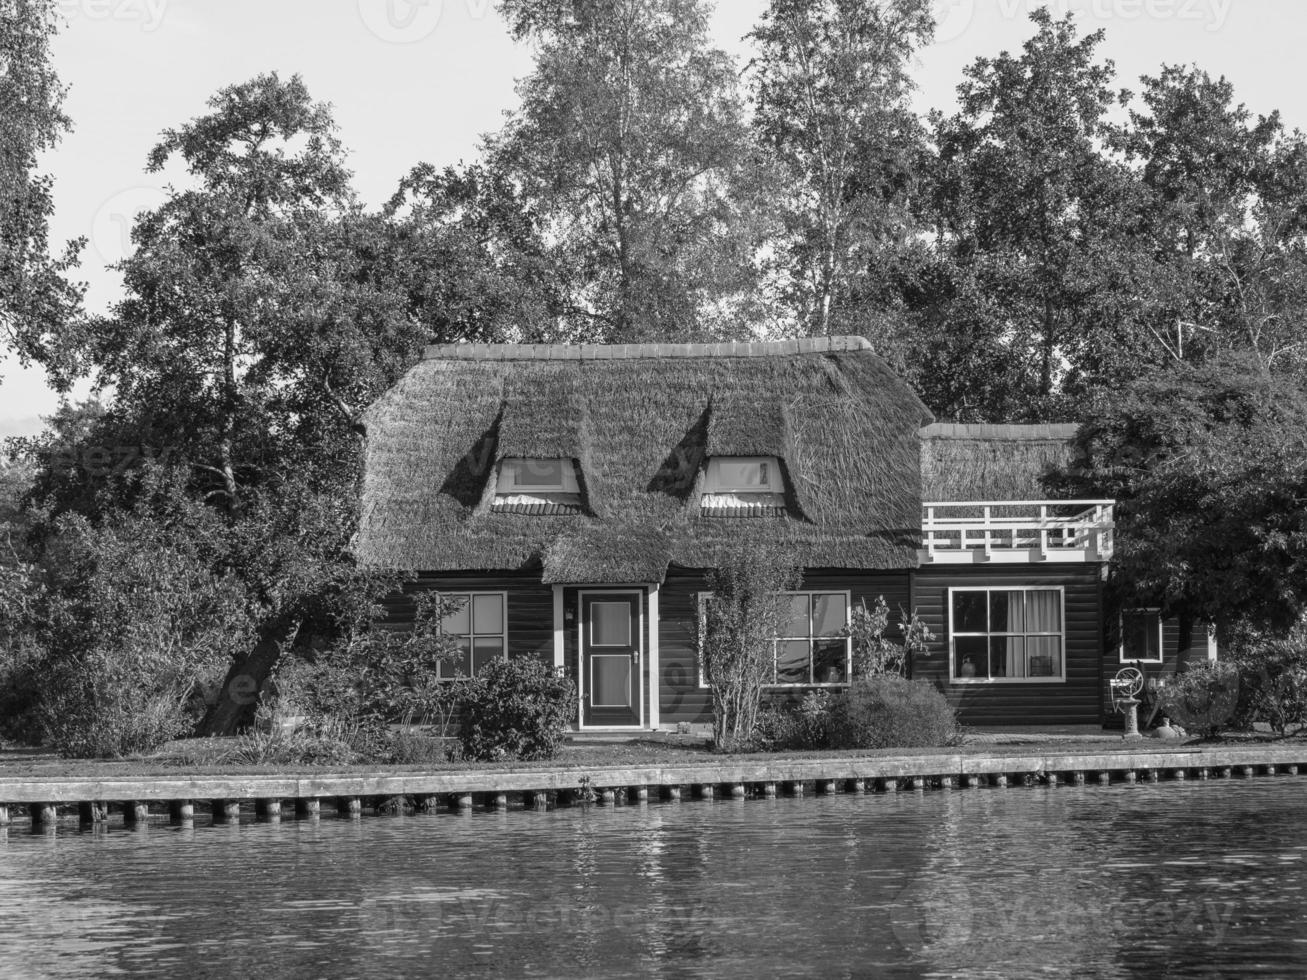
top-left (920, 500), bottom-right (1115, 565)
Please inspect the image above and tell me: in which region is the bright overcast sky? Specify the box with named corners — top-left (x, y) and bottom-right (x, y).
top-left (1, 0), bottom-right (1303, 436)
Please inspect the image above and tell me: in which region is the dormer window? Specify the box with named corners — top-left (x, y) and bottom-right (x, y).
top-left (701, 456), bottom-right (786, 517)
top-left (706, 457), bottom-right (779, 493)
top-left (493, 458), bottom-right (584, 514)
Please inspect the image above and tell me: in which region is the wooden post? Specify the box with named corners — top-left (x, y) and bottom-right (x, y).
top-left (337, 797), bottom-right (361, 819)
top-left (1172, 769), bottom-right (1186, 781)
top-left (633, 786), bottom-right (649, 803)
top-left (664, 785), bottom-right (681, 802)
top-left (453, 793), bottom-right (474, 812)
top-left (1123, 770), bottom-right (1137, 783)
top-left (729, 784), bottom-right (746, 799)
top-left (1289, 765), bottom-right (1300, 776)
top-left (697, 784), bottom-right (714, 801)
top-left (964, 775), bottom-right (980, 789)
top-left (911, 776), bottom-right (925, 791)
top-left (79, 802), bottom-right (108, 825)
top-left (1146, 769), bottom-right (1159, 782)
top-left (1217, 767), bottom-right (1232, 780)
top-left (255, 799), bottom-right (282, 820)
top-left (532, 791), bottom-right (549, 810)
top-left (882, 778), bottom-right (899, 793)
top-left (762, 782), bottom-right (777, 798)
top-left (817, 780), bottom-right (837, 795)
top-left (1241, 766), bottom-right (1255, 779)
top-left (491, 793), bottom-right (508, 810)
top-left (123, 802), bottom-right (150, 826)
top-left (598, 788), bottom-right (615, 806)
top-left (1072, 772), bottom-right (1085, 786)
top-left (787, 781), bottom-right (804, 796)
top-left (939, 776), bottom-right (954, 790)
top-left (1098, 772), bottom-right (1111, 786)
top-left (1046, 773), bottom-right (1059, 787)
top-left (850, 779), bottom-right (866, 794)
top-left (0, 804), bottom-right (10, 826)
top-left (993, 774), bottom-right (1007, 788)
top-left (30, 803), bottom-right (57, 829)
top-left (169, 800), bottom-right (194, 823)
top-left (296, 798), bottom-right (320, 818)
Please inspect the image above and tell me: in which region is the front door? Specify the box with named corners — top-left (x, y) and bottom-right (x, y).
top-left (581, 592), bottom-right (642, 727)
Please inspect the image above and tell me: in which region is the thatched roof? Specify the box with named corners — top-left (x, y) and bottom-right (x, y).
top-left (920, 423), bottom-right (1080, 502)
top-left (357, 337), bottom-right (933, 583)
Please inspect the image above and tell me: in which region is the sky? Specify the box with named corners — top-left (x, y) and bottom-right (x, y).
top-left (2, 0), bottom-right (1305, 436)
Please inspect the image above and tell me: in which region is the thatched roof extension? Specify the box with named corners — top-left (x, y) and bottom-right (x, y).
top-left (920, 423), bottom-right (1080, 502)
top-left (357, 337), bottom-right (933, 583)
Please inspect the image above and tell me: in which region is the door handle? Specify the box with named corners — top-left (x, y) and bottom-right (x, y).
top-left (632, 649), bottom-right (641, 663)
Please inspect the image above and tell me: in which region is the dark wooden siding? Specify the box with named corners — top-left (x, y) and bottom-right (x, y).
top-left (380, 572), bottom-right (556, 663)
top-left (910, 564), bottom-right (1105, 727)
top-left (658, 568), bottom-right (913, 725)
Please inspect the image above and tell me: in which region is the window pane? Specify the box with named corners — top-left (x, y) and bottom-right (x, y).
top-left (955, 636), bottom-right (988, 679)
top-left (990, 591), bottom-right (1024, 633)
top-left (441, 596), bottom-right (470, 636)
top-left (442, 638), bottom-right (472, 679)
top-left (781, 594), bottom-right (810, 638)
top-left (472, 594), bottom-right (504, 636)
top-left (511, 458), bottom-right (565, 487)
top-left (591, 601), bottom-right (631, 646)
top-left (592, 654), bottom-right (631, 707)
top-left (1122, 611), bottom-right (1160, 660)
top-left (472, 637), bottom-right (503, 675)
top-left (953, 592), bottom-right (987, 633)
top-left (776, 639), bottom-right (811, 684)
top-left (1027, 590), bottom-right (1062, 632)
top-left (1027, 636), bottom-right (1061, 677)
top-left (813, 640), bottom-right (847, 683)
top-left (812, 594), bottom-right (847, 637)
top-left (991, 636), bottom-right (1020, 678)
top-left (713, 458), bottom-right (771, 490)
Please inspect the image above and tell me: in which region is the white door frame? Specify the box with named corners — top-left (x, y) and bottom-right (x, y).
top-left (577, 588), bottom-right (646, 731)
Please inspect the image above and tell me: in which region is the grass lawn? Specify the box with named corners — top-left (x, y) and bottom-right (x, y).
top-left (1, 728), bottom-right (1298, 782)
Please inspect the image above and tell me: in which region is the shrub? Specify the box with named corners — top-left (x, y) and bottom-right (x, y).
top-left (828, 675), bottom-right (959, 749)
top-left (752, 691), bottom-right (836, 751)
top-left (1231, 630), bottom-right (1307, 737)
top-left (699, 542), bottom-right (802, 751)
top-left (456, 657), bottom-right (575, 762)
top-left (1160, 661), bottom-right (1241, 738)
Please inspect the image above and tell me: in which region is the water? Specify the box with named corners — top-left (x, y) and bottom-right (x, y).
top-left (2, 780), bottom-right (1305, 978)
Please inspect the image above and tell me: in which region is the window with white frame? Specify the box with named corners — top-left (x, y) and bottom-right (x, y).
top-left (497, 458), bottom-right (581, 495)
top-left (704, 456), bottom-right (780, 494)
top-left (438, 592), bottom-right (507, 679)
top-left (949, 587), bottom-right (1065, 682)
top-left (1120, 608), bottom-right (1163, 663)
top-left (698, 591), bottom-right (851, 687)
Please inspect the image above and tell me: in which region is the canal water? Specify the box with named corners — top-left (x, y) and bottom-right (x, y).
top-left (1, 779), bottom-right (1305, 978)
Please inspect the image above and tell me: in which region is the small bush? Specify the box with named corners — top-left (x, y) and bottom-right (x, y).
top-left (386, 731), bottom-right (456, 765)
top-left (456, 657), bottom-right (575, 762)
top-left (1231, 632), bottom-right (1307, 736)
top-left (752, 691), bottom-right (837, 751)
top-left (828, 675), bottom-right (959, 749)
top-left (1161, 661), bottom-right (1241, 738)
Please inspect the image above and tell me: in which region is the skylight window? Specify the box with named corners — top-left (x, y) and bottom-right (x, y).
top-left (704, 457), bottom-right (780, 494)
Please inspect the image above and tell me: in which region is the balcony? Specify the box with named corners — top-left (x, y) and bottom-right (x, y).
top-left (920, 500), bottom-right (1115, 565)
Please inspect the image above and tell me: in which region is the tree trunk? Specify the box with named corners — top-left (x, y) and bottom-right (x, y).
top-left (197, 632), bottom-right (287, 736)
top-left (1175, 611), bottom-right (1196, 673)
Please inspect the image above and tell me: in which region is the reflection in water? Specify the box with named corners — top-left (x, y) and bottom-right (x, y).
top-left (1, 781), bottom-right (1305, 978)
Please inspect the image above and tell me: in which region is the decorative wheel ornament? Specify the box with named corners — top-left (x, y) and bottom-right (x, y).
top-left (1113, 667), bottom-right (1144, 698)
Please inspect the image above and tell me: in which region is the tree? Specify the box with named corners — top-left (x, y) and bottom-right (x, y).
top-left (384, 162), bottom-right (567, 344)
top-left (1120, 66), bottom-right (1307, 372)
top-left (0, 0), bottom-right (83, 380)
top-left (924, 10), bottom-right (1145, 419)
top-left (749, 0), bottom-right (933, 338)
top-left (488, 0), bottom-right (765, 341)
top-left (24, 74), bottom-right (431, 736)
top-left (1049, 354), bottom-right (1307, 665)
top-left (698, 543), bottom-right (801, 751)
